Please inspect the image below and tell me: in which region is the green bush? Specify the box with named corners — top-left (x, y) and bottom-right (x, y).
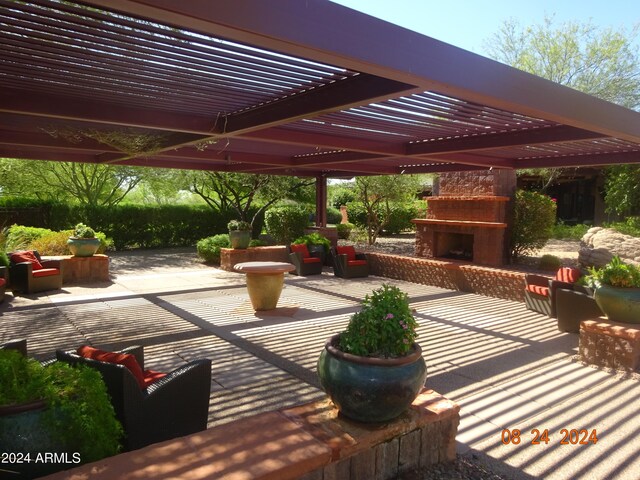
top-left (30, 230), bottom-right (73, 255)
top-left (326, 207), bottom-right (342, 225)
top-left (551, 222), bottom-right (590, 240)
top-left (605, 216), bottom-right (640, 238)
top-left (264, 205), bottom-right (310, 244)
top-left (197, 234), bottom-right (230, 263)
top-left (5, 225), bottom-right (54, 251)
top-left (538, 254), bottom-right (562, 271)
top-left (249, 239), bottom-right (267, 247)
top-left (293, 232), bottom-right (331, 252)
top-left (336, 222), bottom-right (354, 240)
top-left (511, 190), bottom-right (557, 260)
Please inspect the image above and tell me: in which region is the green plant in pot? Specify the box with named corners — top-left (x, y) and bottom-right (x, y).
top-left (228, 220), bottom-right (252, 249)
top-left (67, 222), bottom-right (101, 257)
top-left (584, 256), bottom-right (640, 324)
top-left (317, 284), bottom-right (427, 423)
top-left (0, 350), bottom-right (122, 478)
top-left (292, 232), bottom-right (331, 264)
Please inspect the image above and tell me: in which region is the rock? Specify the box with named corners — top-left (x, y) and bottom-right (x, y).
top-left (579, 227), bottom-right (640, 268)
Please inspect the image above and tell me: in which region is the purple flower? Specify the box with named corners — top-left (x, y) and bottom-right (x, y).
top-left (385, 313), bottom-right (394, 320)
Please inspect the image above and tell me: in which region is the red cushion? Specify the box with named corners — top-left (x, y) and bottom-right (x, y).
top-left (526, 284), bottom-right (549, 297)
top-left (77, 345), bottom-right (147, 389)
top-left (347, 259), bottom-right (367, 266)
top-left (10, 251), bottom-right (43, 270)
top-left (302, 257), bottom-right (321, 264)
top-left (0, 278), bottom-right (5, 287)
top-left (336, 246), bottom-right (357, 261)
top-left (290, 244), bottom-right (310, 258)
top-left (555, 267), bottom-right (581, 283)
top-left (32, 268), bottom-right (60, 278)
top-left (143, 370), bottom-right (167, 387)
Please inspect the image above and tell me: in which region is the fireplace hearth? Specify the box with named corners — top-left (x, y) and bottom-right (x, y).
top-left (412, 170), bottom-right (516, 266)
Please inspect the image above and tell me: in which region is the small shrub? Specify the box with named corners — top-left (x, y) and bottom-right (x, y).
top-left (264, 205), bottom-right (310, 244)
top-left (5, 225), bottom-right (53, 251)
top-left (197, 234), bottom-right (230, 263)
top-left (552, 222), bottom-right (590, 240)
top-left (538, 254), bottom-right (561, 271)
top-left (326, 207), bottom-right (342, 225)
top-left (336, 222), bottom-right (354, 240)
top-left (511, 190), bottom-right (556, 260)
top-left (292, 232), bottom-right (331, 252)
top-left (605, 216), bottom-right (640, 238)
top-left (249, 239), bottom-right (267, 247)
top-left (31, 230), bottom-right (73, 255)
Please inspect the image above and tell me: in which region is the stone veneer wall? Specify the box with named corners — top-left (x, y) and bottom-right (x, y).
top-left (437, 169), bottom-right (516, 197)
top-left (367, 252), bottom-right (526, 302)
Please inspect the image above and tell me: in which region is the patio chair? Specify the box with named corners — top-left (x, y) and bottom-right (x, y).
top-left (56, 345), bottom-right (212, 451)
top-left (9, 250), bottom-right (63, 294)
top-left (524, 267), bottom-right (582, 318)
top-left (555, 285), bottom-right (603, 333)
top-left (288, 244), bottom-right (323, 276)
top-left (331, 246), bottom-right (369, 279)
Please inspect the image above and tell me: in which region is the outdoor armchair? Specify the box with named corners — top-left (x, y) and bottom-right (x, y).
top-left (289, 244), bottom-right (323, 276)
top-left (555, 285), bottom-right (603, 333)
top-left (0, 266), bottom-right (7, 302)
top-left (331, 246), bottom-right (369, 279)
top-left (9, 250), bottom-right (63, 294)
top-left (56, 345), bottom-right (212, 451)
top-left (524, 267), bottom-right (582, 318)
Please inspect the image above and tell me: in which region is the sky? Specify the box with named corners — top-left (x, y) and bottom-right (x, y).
top-left (330, 0), bottom-right (640, 54)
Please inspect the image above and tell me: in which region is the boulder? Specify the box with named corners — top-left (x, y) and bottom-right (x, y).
top-left (579, 227), bottom-right (640, 268)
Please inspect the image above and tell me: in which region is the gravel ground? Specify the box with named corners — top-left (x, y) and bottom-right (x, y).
top-left (399, 453), bottom-right (515, 480)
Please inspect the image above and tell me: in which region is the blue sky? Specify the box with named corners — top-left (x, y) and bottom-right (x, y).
top-left (330, 0), bottom-right (640, 53)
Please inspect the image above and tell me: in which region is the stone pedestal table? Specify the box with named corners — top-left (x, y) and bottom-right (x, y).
top-left (234, 261), bottom-right (295, 311)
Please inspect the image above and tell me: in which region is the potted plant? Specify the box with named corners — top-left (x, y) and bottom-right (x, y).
top-left (292, 232), bottom-right (331, 264)
top-left (67, 222), bottom-right (101, 257)
top-left (317, 284), bottom-right (427, 423)
top-left (0, 349), bottom-right (122, 478)
top-left (228, 220), bottom-right (252, 249)
top-left (584, 256), bottom-right (640, 324)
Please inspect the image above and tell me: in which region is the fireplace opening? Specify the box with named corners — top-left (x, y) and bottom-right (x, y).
top-left (435, 232), bottom-right (474, 261)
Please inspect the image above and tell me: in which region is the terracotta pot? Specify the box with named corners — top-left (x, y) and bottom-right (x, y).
top-left (317, 334), bottom-right (427, 423)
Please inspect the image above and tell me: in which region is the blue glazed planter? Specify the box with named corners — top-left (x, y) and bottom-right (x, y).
top-left (317, 334), bottom-right (427, 423)
top-left (67, 237), bottom-right (101, 257)
top-left (594, 285), bottom-right (640, 324)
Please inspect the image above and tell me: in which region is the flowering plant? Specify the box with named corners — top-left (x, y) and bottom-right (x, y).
top-left (584, 256), bottom-right (640, 288)
top-left (339, 284), bottom-right (418, 358)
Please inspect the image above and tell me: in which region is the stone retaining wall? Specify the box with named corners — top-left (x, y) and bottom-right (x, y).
top-left (579, 319), bottom-right (640, 372)
top-left (368, 252), bottom-right (526, 302)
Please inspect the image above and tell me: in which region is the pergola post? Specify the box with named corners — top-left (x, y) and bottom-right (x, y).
top-left (315, 175), bottom-right (327, 227)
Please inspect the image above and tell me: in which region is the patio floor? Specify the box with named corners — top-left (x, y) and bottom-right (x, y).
top-left (1, 251), bottom-right (639, 480)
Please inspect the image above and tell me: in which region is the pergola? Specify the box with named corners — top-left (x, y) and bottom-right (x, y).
top-left (2, 0), bottom-right (640, 223)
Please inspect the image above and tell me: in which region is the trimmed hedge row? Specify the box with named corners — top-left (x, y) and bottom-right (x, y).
top-left (0, 198), bottom-right (263, 251)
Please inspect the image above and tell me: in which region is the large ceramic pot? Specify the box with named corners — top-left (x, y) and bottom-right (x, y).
top-left (67, 237), bottom-right (101, 257)
top-left (594, 285), bottom-right (640, 324)
top-left (317, 334), bottom-right (427, 423)
top-left (229, 230), bottom-right (251, 249)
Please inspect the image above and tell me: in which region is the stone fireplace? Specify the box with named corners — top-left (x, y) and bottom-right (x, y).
top-left (413, 170), bottom-right (516, 266)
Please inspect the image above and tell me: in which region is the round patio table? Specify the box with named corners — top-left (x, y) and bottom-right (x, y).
top-left (233, 261), bottom-right (295, 311)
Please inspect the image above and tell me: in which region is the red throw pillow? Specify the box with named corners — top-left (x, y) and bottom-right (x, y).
top-left (10, 251), bottom-right (43, 271)
top-left (290, 244), bottom-right (310, 258)
top-left (336, 246), bottom-right (356, 261)
top-left (77, 345), bottom-right (147, 389)
top-left (556, 267), bottom-right (581, 284)
top-left (143, 370), bottom-right (167, 387)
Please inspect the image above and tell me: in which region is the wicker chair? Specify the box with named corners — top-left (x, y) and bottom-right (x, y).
top-left (555, 285), bottom-right (603, 333)
top-left (524, 267), bottom-right (582, 318)
top-left (289, 244), bottom-right (323, 276)
top-left (331, 246), bottom-right (369, 279)
top-left (56, 345), bottom-right (212, 451)
top-left (9, 250), bottom-right (63, 294)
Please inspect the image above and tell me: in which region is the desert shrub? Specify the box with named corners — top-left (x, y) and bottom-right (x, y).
top-left (511, 190), bottom-right (556, 260)
top-left (538, 254), bottom-right (562, 271)
top-left (264, 204), bottom-right (310, 244)
top-left (336, 222), bottom-right (354, 240)
top-left (346, 201), bottom-right (422, 235)
top-left (197, 234), bottom-right (230, 263)
top-left (30, 230), bottom-right (73, 255)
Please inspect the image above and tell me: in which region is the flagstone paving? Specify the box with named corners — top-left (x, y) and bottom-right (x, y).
top-left (1, 253), bottom-right (639, 479)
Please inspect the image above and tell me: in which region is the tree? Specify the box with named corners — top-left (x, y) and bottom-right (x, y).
top-left (187, 172), bottom-right (315, 227)
top-left (604, 165), bottom-right (640, 216)
top-left (352, 174), bottom-right (423, 245)
top-left (485, 16), bottom-right (640, 192)
top-left (0, 158), bottom-right (142, 207)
